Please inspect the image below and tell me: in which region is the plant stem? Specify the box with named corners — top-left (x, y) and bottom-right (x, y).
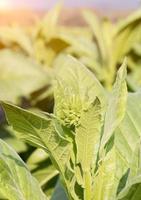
top-left (84, 171), bottom-right (92, 200)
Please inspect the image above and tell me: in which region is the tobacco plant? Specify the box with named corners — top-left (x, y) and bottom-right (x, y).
top-left (1, 55), bottom-right (141, 200)
top-left (83, 9), bottom-right (141, 89)
top-left (1, 6), bottom-right (141, 105)
top-left (1, 4), bottom-right (141, 200)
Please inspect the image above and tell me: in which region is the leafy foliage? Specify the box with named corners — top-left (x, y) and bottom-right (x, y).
top-left (2, 54), bottom-right (141, 200)
top-left (0, 49), bottom-right (49, 103)
top-left (1, 5), bottom-right (141, 200)
top-left (0, 139), bottom-right (47, 200)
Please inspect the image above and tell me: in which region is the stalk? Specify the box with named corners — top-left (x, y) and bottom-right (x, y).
top-left (84, 171), bottom-right (92, 200)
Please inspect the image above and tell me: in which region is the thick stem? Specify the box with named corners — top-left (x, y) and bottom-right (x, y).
top-left (84, 171), bottom-right (92, 200)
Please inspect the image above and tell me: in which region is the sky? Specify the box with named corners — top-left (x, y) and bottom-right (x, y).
top-left (0, 0), bottom-right (140, 10)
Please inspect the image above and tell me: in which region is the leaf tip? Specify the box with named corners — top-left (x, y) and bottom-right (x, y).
top-left (118, 57), bottom-right (127, 79)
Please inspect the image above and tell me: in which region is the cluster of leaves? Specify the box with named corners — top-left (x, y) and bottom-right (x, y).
top-left (1, 5), bottom-right (141, 105)
top-left (2, 56), bottom-right (141, 200)
top-left (1, 4), bottom-right (141, 200)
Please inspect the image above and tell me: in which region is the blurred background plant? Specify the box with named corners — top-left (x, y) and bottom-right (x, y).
top-left (0, 1), bottom-right (141, 199)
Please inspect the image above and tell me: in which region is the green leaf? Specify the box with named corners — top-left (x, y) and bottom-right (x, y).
top-left (83, 10), bottom-right (106, 62)
top-left (93, 145), bottom-right (127, 200)
top-left (0, 26), bottom-right (33, 55)
top-left (0, 139), bottom-right (47, 200)
top-left (27, 148), bottom-right (59, 198)
top-left (75, 97), bottom-right (101, 200)
top-left (115, 91), bottom-right (141, 167)
top-left (58, 32), bottom-right (98, 59)
top-left (54, 55), bottom-right (107, 121)
top-left (100, 60), bottom-right (127, 151)
top-left (117, 177), bottom-right (141, 200)
top-left (1, 101), bottom-right (72, 198)
top-left (114, 91), bottom-right (141, 199)
top-left (36, 3), bottom-right (61, 42)
top-left (113, 10), bottom-right (141, 65)
top-left (0, 124), bottom-right (28, 153)
top-left (115, 10), bottom-right (141, 35)
top-left (27, 148), bottom-right (58, 185)
top-left (1, 101), bottom-right (71, 172)
top-left (0, 49), bottom-right (49, 103)
top-left (76, 97), bottom-right (101, 171)
top-left (117, 142), bottom-right (141, 200)
top-left (93, 146), bottom-right (116, 200)
top-left (27, 148), bottom-right (49, 171)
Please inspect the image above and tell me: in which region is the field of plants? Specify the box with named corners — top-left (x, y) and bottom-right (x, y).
top-left (1, 4), bottom-right (141, 200)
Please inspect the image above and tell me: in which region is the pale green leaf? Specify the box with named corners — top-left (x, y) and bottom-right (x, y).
top-left (27, 148), bottom-right (58, 198)
top-left (100, 60), bottom-right (127, 151)
top-left (1, 102), bottom-right (71, 174)
top-left (1, 101), bottom-right (73, 198)
top-left (27, 148), bottom-right (58, 185)
top-left (0, 49), bottom-right (49, 103)
top-left (35, 3), bottom-right (61, 42)
top-left (0, 26), bottom-right (33, 55)
top-left (75, 97), bottom-right (101, 171)
top-left (93, 146), bottom-right (116, 200)
top-left (115, 91), bottom-right (141, 167)
top-left (115, 10), bottom-right (141, 35)
top-left (113, 10), bottom-right (141, 64)
top-left (54, 55), bottom-right (107, 112)
top-left (0, 139), bottom-right (47, 200)
top-left (83, 10), bottom-right (106, 61)
top-left (75, 97), bottom-right (101, 200)
top-left (117, 142), bottom-right (141, 200)
top-left (27, 148), bottom-right (49, 169)
top-left (114, 91), bottom-right (141, 199)
top-left (0, 125), bottom-right (27, 153)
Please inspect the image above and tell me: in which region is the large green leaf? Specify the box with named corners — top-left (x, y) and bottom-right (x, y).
top-left (92, 146), bottom-right (117, 200)
top-left (115, 91), bottom-right (141, 167)
top-left (0, 139), bottom-right (47, 200)
top-left (113, 10), bottom-right (141, 67)
top-left (76, 98), bottom-right (101, 171)
top-left (83, 10), bottom-right (106, 62)
top-left (1, 102), bottom-right (71, 172)
top-left (1, 102), bottom-right (72, 199)
top-left (91, 62), bottom-right (128, 200)
top-left (117, 142), bottom-right (141, 200)
top-left (0, 49), bottom-right (49, 103)
top-left (54, 55), bottom-right (107, 113)
top-left (100, 60), bottom-right (127, 151)
top-left (83, 9), bottom-right (141, 89)
top-left (113, 91), bottom-right (141, 199)
top-left (75, 98), bottom-right (102, 200)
